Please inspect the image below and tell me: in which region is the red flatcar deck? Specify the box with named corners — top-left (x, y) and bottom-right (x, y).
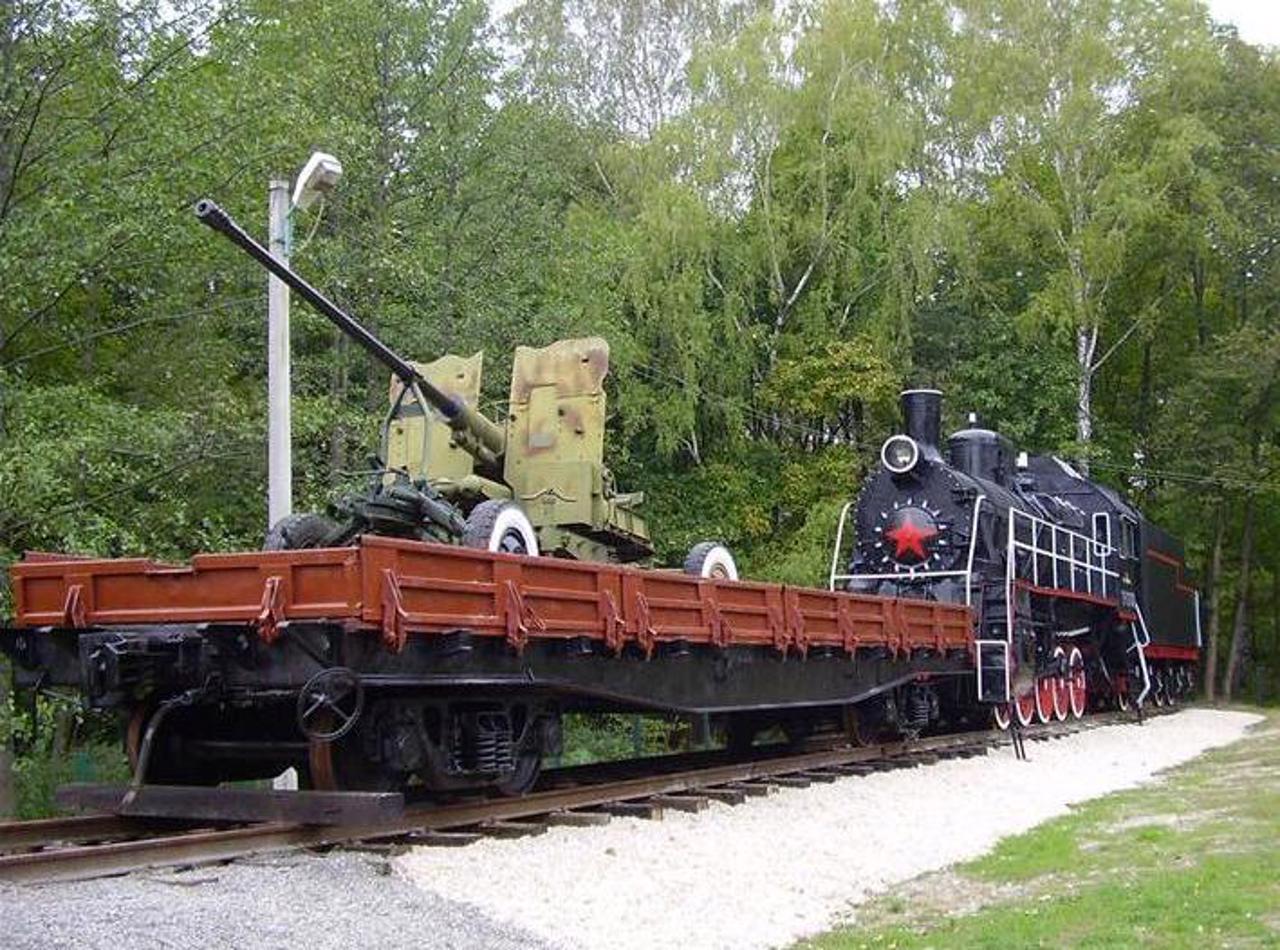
top-left (12, 536), bottom-right (973, 658)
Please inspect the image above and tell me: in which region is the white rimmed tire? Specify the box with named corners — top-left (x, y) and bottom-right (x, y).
top-left (684, 541), bottom-right (739, 581)
top-left (462, 500), bottom-right (539, 556)
top-left (992, 703), bottom-right (1012, 731)
top-left (1068, 646), bottom-right (1087, 719)
top-left (1051, 646), bottom-right (1070, 722)
top-left (1034, 671), bottom-right (1055, 724)
top-left (1014, 690), bottom-right (1037, 727)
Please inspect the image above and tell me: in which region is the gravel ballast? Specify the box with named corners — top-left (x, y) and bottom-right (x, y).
top-left (0, 851), bottom-right (558, 950)
top-left (396, 708), bottom-right (1262, 950)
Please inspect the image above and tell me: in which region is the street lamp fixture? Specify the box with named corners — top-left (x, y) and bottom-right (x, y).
top-left (267, 151), bottom-right (343, 532)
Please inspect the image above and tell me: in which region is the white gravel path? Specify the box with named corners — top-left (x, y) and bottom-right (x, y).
top-left (396, 708), bottom-right (1262, 950)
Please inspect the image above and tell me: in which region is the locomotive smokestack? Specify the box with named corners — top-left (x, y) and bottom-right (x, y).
top-left (900, 389), bottom-right (943, 459)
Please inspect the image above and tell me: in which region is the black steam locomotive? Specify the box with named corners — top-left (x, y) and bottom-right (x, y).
top-left (831, 390), bottom-right (1201, 726)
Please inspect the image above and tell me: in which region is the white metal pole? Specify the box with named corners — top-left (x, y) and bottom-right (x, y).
top-left (267, 179), bottom-right (293, 530)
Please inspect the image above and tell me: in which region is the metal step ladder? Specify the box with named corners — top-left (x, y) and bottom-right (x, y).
top-left (975, 581), bottom-right (1012, 703)
top-left (1128, 604), bottom-right (1153, 707)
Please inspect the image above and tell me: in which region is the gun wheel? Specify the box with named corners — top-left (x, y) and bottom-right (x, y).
top-left (684, 541), bottom-right (739, 580)
top-left (265, 512), bottom-right (341, 550)
top-left (462, 500), bottom-right (539, 556)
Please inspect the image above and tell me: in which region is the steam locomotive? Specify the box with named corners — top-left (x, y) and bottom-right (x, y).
top-left (830, 390), bottom-right (1201, 727)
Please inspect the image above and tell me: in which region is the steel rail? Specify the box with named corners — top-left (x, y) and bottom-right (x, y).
top-left (0, 814), bottom-right (193, 852)
top-left (0, 709), bottom-right (1164, 885)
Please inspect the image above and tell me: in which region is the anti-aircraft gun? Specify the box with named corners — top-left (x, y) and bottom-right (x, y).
top-left (195, 198), bottom-right (710, 569)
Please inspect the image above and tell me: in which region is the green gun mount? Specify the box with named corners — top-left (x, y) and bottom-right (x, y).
top-left (195, 198), bottom-right (652, 563)
top-left (386, 339), bottom-right (650, 562)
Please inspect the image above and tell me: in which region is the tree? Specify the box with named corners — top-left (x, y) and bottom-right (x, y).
top-left (948, 0), bottom-right (1215, 468)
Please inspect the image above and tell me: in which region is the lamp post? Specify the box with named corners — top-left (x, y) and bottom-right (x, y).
top-left (266, 152), bottom-right (343, 532)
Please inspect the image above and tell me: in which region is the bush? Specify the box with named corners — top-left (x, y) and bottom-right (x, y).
top-left (556, 713), bottom-right (684, 766)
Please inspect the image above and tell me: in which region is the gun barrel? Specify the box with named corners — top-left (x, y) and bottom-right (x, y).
top-left (194, 199), bottom-right (505, 460)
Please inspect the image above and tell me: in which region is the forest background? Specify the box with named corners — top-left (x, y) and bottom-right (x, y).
top-left (0, 0), bottom-right (1276, 813)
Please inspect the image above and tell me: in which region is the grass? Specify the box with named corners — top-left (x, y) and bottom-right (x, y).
top-left (802, 708), bottom-right (1279, 950)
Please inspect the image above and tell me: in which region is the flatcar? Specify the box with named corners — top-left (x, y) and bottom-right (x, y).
top-left (830, 390), bottom-right (1201, 728)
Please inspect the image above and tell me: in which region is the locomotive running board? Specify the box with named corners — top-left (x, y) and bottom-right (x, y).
top-left (55, 783), bottom-right (405, 826)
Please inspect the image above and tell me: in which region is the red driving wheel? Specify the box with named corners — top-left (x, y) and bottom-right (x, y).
top-left (1034, 670), bottom-right (1055, 724)
top-left (1052, 646), bottom-right (1070, 722)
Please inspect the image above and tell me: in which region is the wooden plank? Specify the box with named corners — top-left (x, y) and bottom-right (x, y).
top-left (56, 784), bottom-right (403, 826)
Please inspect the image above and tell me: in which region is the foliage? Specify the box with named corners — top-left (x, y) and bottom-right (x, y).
top-left (4, 691), bottom-right (129, 819)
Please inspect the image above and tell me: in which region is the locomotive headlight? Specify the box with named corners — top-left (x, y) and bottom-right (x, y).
top-left (881, 435), bottom-right (920, 474)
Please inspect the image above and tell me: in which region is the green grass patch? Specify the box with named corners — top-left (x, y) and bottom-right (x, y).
top-left (804, 709), bottom-right (1280, 950)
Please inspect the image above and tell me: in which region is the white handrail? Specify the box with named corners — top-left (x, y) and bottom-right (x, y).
top-left (827, 500), bottom-right (857, 591)
top-left (1006, 508), bottom-right (1118, 602)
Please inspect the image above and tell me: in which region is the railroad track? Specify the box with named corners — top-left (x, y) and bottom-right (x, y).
top-left (0, 708), bottom-right (1167, 886)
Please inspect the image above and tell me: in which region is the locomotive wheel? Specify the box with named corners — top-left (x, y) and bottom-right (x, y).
top-left (126, 705), bottom-right (148, 772)
top-left (1051, 647), bottom-right (1070, 722)
top-left (1034, 674), bottom-right (1055, 724)
top-left (307, 725), bottom-right (400, 792)
top-left (123, 705), bottom-right (221, 786)
top-left (1152, 669), bottom-right (1167, 707)
top-left (992, 703), bottom-right (1012, 731)
top-left (462, 500), bottom-right (539, 556)
top-left (1014, 691), bottom-right (1037, 727)
top-left (1067, 647), bottom-right (1087, 719)
top-left (684, 541), bottom-right (739, 581)
top-left (842, 704), bottom-right (879, 746)
top-left (494, 750), bottom-right (543, 796)
top-left (725, 715), bottom-right (760, 754)
top-left (1116, 685), bottom-right (1131, 711)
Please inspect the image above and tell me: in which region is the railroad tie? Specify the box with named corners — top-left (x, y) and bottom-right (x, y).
top-left (479, 820), bottom-right (548, 839)
top-left (771, 775), bottom-right (812, 789)
top-left (797, 771), bottom-right (842, 783)
top-left (598, 801), bottom-right (664, 820)
top-left (724, 782), bottom-right (775, 797)
top-left (404, 830), bottom-right (484, 847)
top-left (701, 788), bottom-right (747, 805)
top-left (544, 811), bottom-right (612, 828)
top-left (649, 795), bottom-right (709, 813)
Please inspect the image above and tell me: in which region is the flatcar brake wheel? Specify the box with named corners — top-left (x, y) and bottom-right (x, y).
top-left (296, 667), bottom-right (364, 742)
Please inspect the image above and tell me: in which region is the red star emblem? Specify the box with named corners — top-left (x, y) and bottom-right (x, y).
top-left (885, 516), bottom-right (938, 561)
